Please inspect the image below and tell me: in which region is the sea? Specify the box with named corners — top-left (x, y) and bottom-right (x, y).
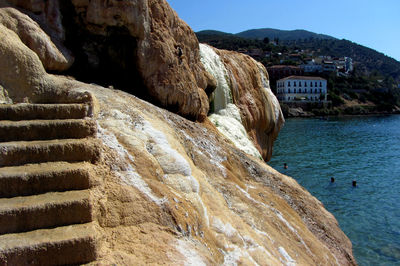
top-left (268, 115), bottom-right (400, 266)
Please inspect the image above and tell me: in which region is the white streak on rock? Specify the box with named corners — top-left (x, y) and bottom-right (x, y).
top-left (135, 119), bottom-right (192, 176)
top-left (279, 246), bottom-right (296, 266)
top-left (97, 124), bottom-right (166, 205)
top-left (235, 185), bottom-right (312, 255)
top-left (175, 239), bottom-right (207, 266)
top-left (212, 217), bottom-right (237, 238)
top-left (179, 128), bottom-right (227, 177)
top-left (258, 63), bottom-right (282, 123)
top-left (200, 43), bottom-right (262, 159)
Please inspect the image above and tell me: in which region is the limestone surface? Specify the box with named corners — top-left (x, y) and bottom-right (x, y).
top-left (78, 83), bottom-right (356, 265)
top-left (0, 5), bottom-right (73, 71)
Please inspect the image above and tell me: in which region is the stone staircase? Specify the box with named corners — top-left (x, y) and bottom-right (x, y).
top-left (0, 102), bottom-right (100, 265)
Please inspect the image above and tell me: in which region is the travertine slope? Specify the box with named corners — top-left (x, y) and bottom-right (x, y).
top-left (74, 82), bottom-right (355, 265)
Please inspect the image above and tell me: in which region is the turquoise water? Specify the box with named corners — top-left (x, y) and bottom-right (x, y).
top-left (269, 115), bottom-right (400, 266)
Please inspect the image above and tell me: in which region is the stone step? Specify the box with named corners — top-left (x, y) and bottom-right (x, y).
top-left (0, 119), bottom-right (97, 142)
top-left (0, 222), bottom-right (97, 265)
top-left (0, 162), bottom-right (93, 198)
top-left (0, 103), bottom-right (90, 121)
top-left (0, 138), bottom-right (101, 167)
top-left (0, 119), bottom-right (96, 142)
top-left (0, 190), bottom-right (92, 234)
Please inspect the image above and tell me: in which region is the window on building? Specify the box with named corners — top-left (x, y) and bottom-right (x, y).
top-left (319, 89), bottom-right (322, 93)
top-left (305, 89), bottom-right (307, 93)
top-left (315, 82), bottom-right (318, 87)
top-left (299, 81), bottom-right (302, 86)
top-left (314, 89), bottom-right (317, 94)
top-left (310, 82), bottom-right (313, 87)
top-left (299, 89), bottom-right (301, 93)
top-left (288, 82), bottom-right (291, 87)
top-left (294, 89), bottom-right (296, 93)
top-left (294, 82), bottom-right (297, 87)
top-left (288, 89), bottom-right (291, 93)
top-left (320, 82), bottom-right (322, 87)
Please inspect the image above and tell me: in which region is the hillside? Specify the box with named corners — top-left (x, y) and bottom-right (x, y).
top-left (196, 30), bottom-right (234, 37)
top-left (237, 28), bottom-right (335, 41)
top-left (284, 38), bottom-right (400, 80)
top-left (196, 29), bottom-right (400, 82)
top-left (196, 29), bottom-right (400, 113)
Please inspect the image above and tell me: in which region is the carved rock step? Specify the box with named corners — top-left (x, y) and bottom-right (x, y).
top-left (0, 138), bottom-right (101, 167)
top-left (0, 222), bottom-right (97, 266)
top-left (0, 103), bottom-right (90, 121)
top-left (0, 162), bottom-right (93, 198)
top-left (0, 119), bottom-right (97, 142)
top-left (0, 190), bottom-right (92, 234)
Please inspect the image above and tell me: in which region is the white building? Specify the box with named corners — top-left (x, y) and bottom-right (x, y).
top-left (276, 76), bottom-right (328, 102)
top-left (300, 59), bottom-right (323, 73)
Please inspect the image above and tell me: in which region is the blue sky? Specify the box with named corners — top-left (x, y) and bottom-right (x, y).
top-left (166, 0), bottom-right (400, 62)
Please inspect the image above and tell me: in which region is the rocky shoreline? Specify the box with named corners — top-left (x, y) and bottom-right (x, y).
top-left (283, 105), bottom-right (400, 118)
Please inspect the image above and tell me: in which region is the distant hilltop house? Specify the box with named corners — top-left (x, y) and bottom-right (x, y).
top-left (237, 48), bottom-right (271, 59)
top-left (298, 56), bottom-right (353, 76)
top-left (300, 59), bottom-right (323, 73)
top-left (276, 76), bottom-right (328, 102)
top-left (267, 65), bottom-right (304, 81)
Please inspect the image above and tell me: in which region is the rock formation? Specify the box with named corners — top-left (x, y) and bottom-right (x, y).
top-left (0, 2), bottom-right (73, 71)
top-left (0, 0), bottom-right (356, 265)
top-left (200, 44), bottom-right (284, 161)
top-left (59, 0), bottom-right (213, 121)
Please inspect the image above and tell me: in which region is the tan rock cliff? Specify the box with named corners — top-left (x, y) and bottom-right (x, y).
top-left (65, 0), bottom-right (213, 121)
top-left (0, 2), bottom-right (73, 71)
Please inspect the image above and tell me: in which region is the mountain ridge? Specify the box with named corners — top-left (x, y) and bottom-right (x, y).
top-left (236, 28), bottom-right (336, 41)
top-left (197, 28), bottom-right (337, 41)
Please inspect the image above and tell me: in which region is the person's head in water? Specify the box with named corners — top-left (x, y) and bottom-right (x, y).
top-left (284, 163), bottom-right (288, 169)
top-left (352, 180), bottom-right (357, 187)
top-left (331, 177), bottom-right (335, 183)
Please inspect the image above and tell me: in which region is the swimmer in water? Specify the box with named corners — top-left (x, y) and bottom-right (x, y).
top-left (284, 163), bottom-right (288, 169)
top-left (331, 177), bottom-right (335, 183)
top-left (352, 180), bottom-right (357, 187)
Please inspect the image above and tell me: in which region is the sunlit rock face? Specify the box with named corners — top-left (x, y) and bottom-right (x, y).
top-left (61, 0), bottom-right (213, 121)
top-left (0, 4), bottom-right (73, 71)
top-left (200, 44), bottom-right (284, 161)
top-left (2, 0), bottom-right (214, 120)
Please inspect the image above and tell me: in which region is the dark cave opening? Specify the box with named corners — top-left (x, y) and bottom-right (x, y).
top-left (59, 1), bottom-right (150, 101)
